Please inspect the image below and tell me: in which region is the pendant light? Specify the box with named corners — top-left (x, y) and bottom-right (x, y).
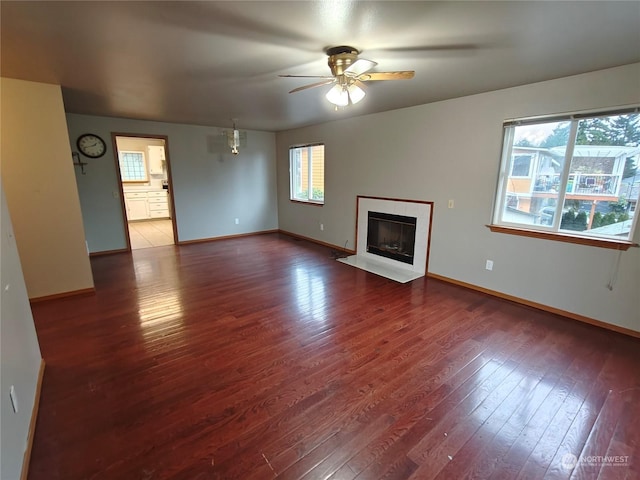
top-left (228, 120), bottom-right (240, 154)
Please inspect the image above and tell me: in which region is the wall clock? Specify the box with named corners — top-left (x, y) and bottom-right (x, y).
top-left (76, 133), bottom-right (107, 158)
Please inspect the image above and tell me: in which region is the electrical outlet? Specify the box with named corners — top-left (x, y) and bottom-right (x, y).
top-left (485, 260), bottom-right (494, 271)
top-left (320, 223), bottom-right (324, 231)
top-left (234, 218), bottom-right (239, 225)
top-left (448, 199), bottom-right (455, 209)
top-left (9, 385), bottom-right (18, 413)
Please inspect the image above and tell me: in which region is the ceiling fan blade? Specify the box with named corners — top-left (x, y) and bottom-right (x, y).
top-left (364, 41), bottom-right (488, 60)
top-left (354, 79), bottom-right (367, 90)
top-left (344, 58), bottom-right (377, 77)
top-left (360, 71), bottom-right (415, 81)
top-left (289, 79), bottom-right (335, 94)
top-left (279, 74), bottom-right (335, 79)
top-left (377, 44), bottom-right (478, 53)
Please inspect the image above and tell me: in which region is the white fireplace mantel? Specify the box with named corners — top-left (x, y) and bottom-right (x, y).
top-left (338, 196), bottom-right (433, 283)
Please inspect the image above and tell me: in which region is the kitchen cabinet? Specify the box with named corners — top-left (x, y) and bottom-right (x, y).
top-left (147, 191), bottom-right (170, 218)
top-left (148, 146), bottom-right (165, 175)
top-left (125, 190), bottom-right (169, 220)
top-left (125, 192), bottom-right (149, 221)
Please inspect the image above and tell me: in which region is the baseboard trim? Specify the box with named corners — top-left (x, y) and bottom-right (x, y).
top-left (427, 273), bottom-right (640, 339)
top-left (21, 359), bottom-right (45, 480)
top-left (278, 230), bottom-right (356, 255)
top-left (29, 287), bottom-right (95, 304)
top-left (177, 229), bottom-right (279, 246)
top-left (89, 248), bottom-right (128, 257)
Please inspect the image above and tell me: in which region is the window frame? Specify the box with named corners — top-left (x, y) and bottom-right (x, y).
top-left (289, 143), bottom-right (325, 205)
top-left (490, 107), bottom-right (640, 250)
top-left (118, 150), bottom-right (149, 183)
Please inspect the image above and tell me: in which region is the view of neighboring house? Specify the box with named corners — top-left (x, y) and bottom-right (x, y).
top-left (505, 145), bottom-right (639, 231)
top-left (620, 172), bottom-right (640, 215)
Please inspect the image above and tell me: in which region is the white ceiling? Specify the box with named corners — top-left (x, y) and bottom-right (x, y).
top-left (2, 1), bottom-right (639, 132)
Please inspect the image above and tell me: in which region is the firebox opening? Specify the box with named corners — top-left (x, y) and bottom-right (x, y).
top-left (366, 211), bottom-right (417, 265)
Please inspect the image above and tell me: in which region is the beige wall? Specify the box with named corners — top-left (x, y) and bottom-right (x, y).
top-left (1, 77), bottom-right (94, 298)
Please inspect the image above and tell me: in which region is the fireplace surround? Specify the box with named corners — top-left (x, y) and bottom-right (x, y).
top-left (338, 196), bottom-right (433, 283)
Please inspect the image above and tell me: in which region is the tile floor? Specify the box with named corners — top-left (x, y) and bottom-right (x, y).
top-left (128, 219), bottom-right (174, 249)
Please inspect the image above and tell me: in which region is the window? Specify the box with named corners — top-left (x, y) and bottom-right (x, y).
top-left (492, 109), bottom-right (640, 245)
top-left (119, 151), bottom-right (148, 182)
top-left (289, 144), bottom-right (324, 204)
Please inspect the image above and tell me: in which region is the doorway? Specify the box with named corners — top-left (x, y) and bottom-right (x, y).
top-left (113, 134), bottom-right (178, 250)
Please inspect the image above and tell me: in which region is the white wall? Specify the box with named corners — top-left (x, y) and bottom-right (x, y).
top-left (0, 181), bottom-right (43, 480)
top-left (276, 63), bottom-right (640, 333)
top-left (0, 78), bottom-right (94, 299)
top-left (65, 114), bottom-right (279, 252)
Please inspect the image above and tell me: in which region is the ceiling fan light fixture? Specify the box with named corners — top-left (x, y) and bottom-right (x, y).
top-left (326, 84), bottom-right (349, 106)
top-left (347, 84), bottom-right (365, 104)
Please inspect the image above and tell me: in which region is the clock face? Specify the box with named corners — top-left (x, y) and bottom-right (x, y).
top-left (77, 133), bottom-right (107, 158)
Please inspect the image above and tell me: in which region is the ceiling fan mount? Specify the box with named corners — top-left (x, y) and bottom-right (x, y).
top-left (325, 45), bottom-right (360, 77)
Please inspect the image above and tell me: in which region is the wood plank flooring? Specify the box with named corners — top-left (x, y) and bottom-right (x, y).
top-left (27, 233), bottom-right (640, 479)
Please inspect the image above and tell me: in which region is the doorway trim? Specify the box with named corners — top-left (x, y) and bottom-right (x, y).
top-left (111, 133), bottom-right (178, 251)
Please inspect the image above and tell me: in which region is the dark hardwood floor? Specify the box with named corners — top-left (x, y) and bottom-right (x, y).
top-left (28, 233), bottom-right (639, 479)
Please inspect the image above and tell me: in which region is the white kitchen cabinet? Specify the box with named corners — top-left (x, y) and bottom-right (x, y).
top-left (148, 191), bottom-right (169, 217)
top-left (125, 197), bottom-right (149, 220)
top-left (148, 146), bottom-right (165, 175)
top-left (124, 190), bottom-right (169, 220)
top-left (147, 191), bottom-right (167, 199)
top-left (149, 209), bottom-right (170, 218)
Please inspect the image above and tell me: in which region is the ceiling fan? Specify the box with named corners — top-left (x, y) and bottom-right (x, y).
top-left (279, 46), bottom-right (415, 107)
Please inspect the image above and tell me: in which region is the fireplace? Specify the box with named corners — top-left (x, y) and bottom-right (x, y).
top-left (367, 211), bottom-right (416, 265)
top-left (337, 196), bottom-right (433, 283)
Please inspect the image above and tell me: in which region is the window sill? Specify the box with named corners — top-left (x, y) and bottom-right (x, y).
top-left (290, 199), bottom-right (324, 207)
top-left (487, 225), bottom-right (637, 251)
